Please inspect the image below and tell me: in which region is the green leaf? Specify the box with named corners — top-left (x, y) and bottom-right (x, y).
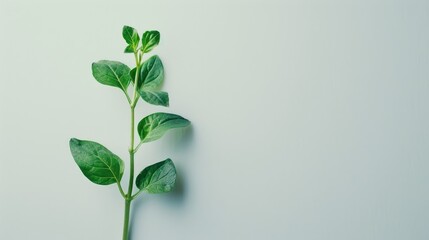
top-left (137, 113), bottom-right (190, 143)
top-left (139, 55), bottom-right (164, 90)
top-left (69, 138), bottom-right (124, 185)
top-left (138, 90), bottom-right (169, 107)
top-left (124, 45), bottom-right (134, 53)
top-left (130, 56), bottom-right (168, 106)
top-left (122, 25), bottom-right (139, 44)
top-left (122, 25), bottom-right (140, 53)
top-left (130, 56), bottom-right (164, 89)
top-left (135, 159), bottom-right (176, 193)
top-left (141, 30), bottom-right (160, 53)
top-left (92, 60), bottom-right (132, 93)
top-left (129, 67), bottom-right (137, 82)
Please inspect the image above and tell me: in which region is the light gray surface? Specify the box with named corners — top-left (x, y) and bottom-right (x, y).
top-left (0, 0), bottom-right (428, 239)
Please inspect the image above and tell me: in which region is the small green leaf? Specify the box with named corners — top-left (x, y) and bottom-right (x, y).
top-left (137, 113), bottom-right (190, 143)
top-left (139, 55), bottom-right (164, 90)
top-left (141, 30), bottom-right (160, 53)
top-left (138, 90), bottom-right (169, 106)
top-left (136, 159), bottom-right (176, 193)
top-left (130, 56), bottom-right (169, 106)
top-left (122, 26), bottom-right (139, 44)
top-left (122, 25), bottom-right (140, 53)
top-left (129, 67), bottom-right (137, 82)
top-left (92, 60), bottom-right (132, 93)
top-left (130, 65), bottom-right (169, 107)
top-left (129, 56), bottom-right (164, 89)
top-left (69, 138), bottom-right (124, 185)
top-left (124, 45), bottom-right (134, 53)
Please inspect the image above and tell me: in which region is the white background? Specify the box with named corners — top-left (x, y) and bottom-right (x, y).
top-left (0, 0), bottom-right (428, 239)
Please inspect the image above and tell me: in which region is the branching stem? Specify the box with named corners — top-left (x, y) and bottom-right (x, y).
top-left (122, 49), bottom-right (143, 240)
top-left (131, 189), bottom-right (144, 200)
top-left (134, 141), bottom-right (143, 153)
top-left (117, 182), bottom-right (126, 198)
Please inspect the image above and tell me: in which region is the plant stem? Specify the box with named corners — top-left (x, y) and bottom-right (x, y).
top-left (123, 50), bottom-right (142, 240)
top-left (117, 182), bottom-right (126, 198)
top-left (128, 107), bottom-right (135, 196)
top-left (123, 106), bottom-right (135, 240)
top-left (122, 199), bottom-right (131, 240)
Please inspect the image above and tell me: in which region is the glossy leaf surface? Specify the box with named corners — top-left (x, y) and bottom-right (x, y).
top-left (138, 90), bottom-right (169, 107)
top-left (122, 25), bottom-right (140, 53)
top-left (137, 113), bottom-right (190, 143)
top-left (92, 60), bottom-right (132, 93)
top-left (69, 138), bottom-right (124, 185)
top-left (141, 30), bottom-right (160, 53)
top-left (135, 159), bottom-right (176, 193)
top-left (130, 56), bottom-right (167, 106)
top-left (139, 55), bottom-right (164, 89)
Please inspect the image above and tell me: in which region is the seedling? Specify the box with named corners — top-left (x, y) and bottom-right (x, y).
top-left (69, 25), bottom-right (190, 240)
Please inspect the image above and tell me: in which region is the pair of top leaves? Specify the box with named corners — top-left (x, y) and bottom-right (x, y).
top-left (92, 26), bottom-right (168, 107)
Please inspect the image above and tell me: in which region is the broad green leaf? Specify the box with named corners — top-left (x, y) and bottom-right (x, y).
top-left (138, 90), bottom-right (169, 107)
top-left (135, 159), bottom-right (176, 193)
top-left (137, 113), bottom-right (190, 143)
top-left (129, 56), bottom-right (164, 89)
top-left (122, 25), bottom-right (140, 53)
top-left (130, 56), bottom-right (168, 106)
top-left (139, 55), bottom-right (164, 90)
top-left (92, 60), bottom-right (132, 93)
top-left (69, 138), bottom-right (124, 185)
top-left (141, 30), bottom-right (160, 53)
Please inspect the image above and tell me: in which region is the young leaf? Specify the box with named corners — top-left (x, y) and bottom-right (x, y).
top-left (138, 90), bottom-right (169, 107)
top-left (141, 30), bottom-right (160, 53)
top-left (69, 138), bottom-right (124, 185)
top-left (130, 56), bottom-right (168, 106)
top-left (92, 60), bottom-right (132, 93)
top-left (139, 55), bottom-right (164, 90)
top-left (135, 159), bottom-right (176, 193)
top-left (129, 67), bottom-right (137, 82)
top-left (122, 25), bottom-right (140, 53)
top-left (137, 113), bottom-right (190, 143)
top-left (129, 56), bottom-right (164, 89)
top-left (124, 45), bottom-right (134, 53)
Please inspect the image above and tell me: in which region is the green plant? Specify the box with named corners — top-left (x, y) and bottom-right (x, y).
top-left (69, 25), bottom-right (190, 240)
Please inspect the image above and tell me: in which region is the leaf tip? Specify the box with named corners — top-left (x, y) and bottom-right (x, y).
top-left (69, 138), bottom-right (80, 146)
top-left (165, 95), bottom-right (170, 107)
top-left (122, 25), bottom-right (134, 33)
top-left (183, 118), bottom-right (191, 125)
